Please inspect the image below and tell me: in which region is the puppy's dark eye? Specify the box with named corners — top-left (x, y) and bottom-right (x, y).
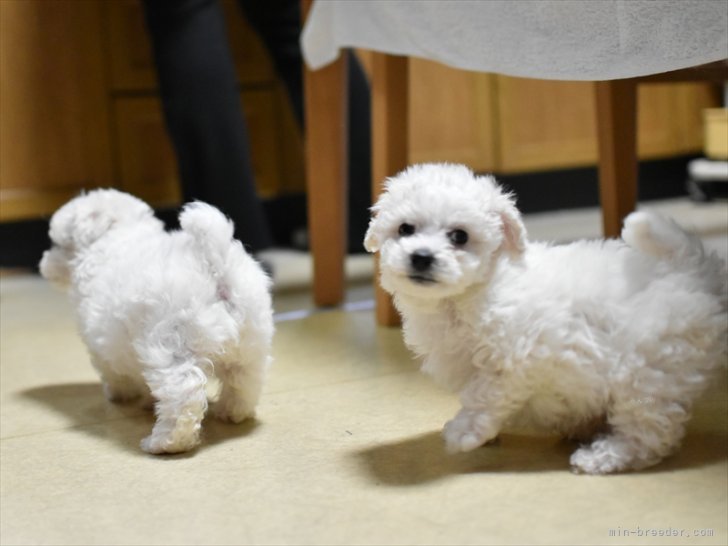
top-left (448, 229), bottom-right (469, 246)
top-left (398, 223), bottom-right (415, 237)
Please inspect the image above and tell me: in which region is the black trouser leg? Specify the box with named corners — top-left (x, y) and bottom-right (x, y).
top-left (142, 0), bottom-right (273, 251)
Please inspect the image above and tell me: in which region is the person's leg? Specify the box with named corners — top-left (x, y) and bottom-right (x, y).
top-left (142, 0), bottom-right (272, 251)
top-left (345, 57), bottom-right (373, 252)
top-left (239, 0), bottom-right (372, 252)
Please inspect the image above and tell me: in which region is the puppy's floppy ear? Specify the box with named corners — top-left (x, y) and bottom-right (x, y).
top-left (39, 247), bottom-right (71, 287)
top-left (72, 190), bottom-right (154, 248)
top-left (363, 215), bottom-right (380, 253)
top-left (495, 193), bottom-right (526, 259)
top-left (74, 208), bottom-right (117, 249)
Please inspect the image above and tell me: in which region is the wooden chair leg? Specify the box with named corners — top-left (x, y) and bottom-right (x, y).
top-left (595, 80), bottom-right (638, 238)
top-left (304, 51), bottom-right (349, 307)
top-left (372, 53), bottom-right (409, 327)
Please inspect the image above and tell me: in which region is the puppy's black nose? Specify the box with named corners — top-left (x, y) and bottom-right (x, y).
top-left (410, 249), bottom-right (435, 272)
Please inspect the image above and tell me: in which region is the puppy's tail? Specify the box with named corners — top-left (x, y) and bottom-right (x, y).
top-left (622, 211), bottom-right (704, 262)
top-left (622, 211), bottom-right (727, 296)
top-left (179, 202), bottom-right (273, 359)
top-left (179, 201), bottom-right (236, 278)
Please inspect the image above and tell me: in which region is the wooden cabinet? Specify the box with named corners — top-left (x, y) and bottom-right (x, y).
top-left (406, 59), bottom-right (717, 174)
top-left (0, 0), bottom-right (304, 222)
top-left (0, 0), bottom-right (113, 221)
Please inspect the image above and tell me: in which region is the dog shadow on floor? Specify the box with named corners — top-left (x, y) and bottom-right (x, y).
top-left (21, 382), bottom-right (259, 457)
top-left (353, 428), bottom-right (728, 486)
top-left (353, 431), bottom-right (572, 486)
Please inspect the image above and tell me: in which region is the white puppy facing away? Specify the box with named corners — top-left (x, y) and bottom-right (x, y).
top-left (364, 163), bottom-right (727, 474)
top-left (40, 189), bottom-right (274, 454)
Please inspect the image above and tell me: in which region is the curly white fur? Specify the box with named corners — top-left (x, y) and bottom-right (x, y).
top-left (365, 163), bottom-right (727, 474)
top-left (40, 189), bottom-right (274, 454)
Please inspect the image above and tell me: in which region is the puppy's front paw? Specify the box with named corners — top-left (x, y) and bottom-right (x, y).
top-left (140, 432), bottom-right (199, 455)
top-left (443, 409), bottom-right (498, 453)
top-left (570, 437), bottom-right (642, 475)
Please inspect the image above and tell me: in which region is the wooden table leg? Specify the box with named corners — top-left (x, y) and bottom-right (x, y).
top-left (372, 53), bottom-right (409, 327)
top-left (304, 51), bottom-right (349, 307)
top-left (595, 80), bottom-right (638, 239)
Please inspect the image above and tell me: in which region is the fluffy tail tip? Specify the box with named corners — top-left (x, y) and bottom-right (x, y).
top-left (622, 211), bottom-right (695, 259)
top-left (179, 201), bottom-right (234, 243)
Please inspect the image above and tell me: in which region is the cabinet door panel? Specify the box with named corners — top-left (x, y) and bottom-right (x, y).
top-left (408, 59), bottom-right (496, 171)
top-left (496, 77), bottom-right (597, 173)
top-left (637, 85), bottom-right (680, 159)
top-left (0, 0), bottom-right (112, 221)
top-left (495, 77), bottom-right (715, 174)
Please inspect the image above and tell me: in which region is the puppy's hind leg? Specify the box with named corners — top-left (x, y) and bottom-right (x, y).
top-left (91, 353), bottom-right (145, 404)
top-left (212, 347), bottom-right (268, 423)
top-left (570, 394), bottom-right (689, 474)
top-left (141, 363), bottom-right (208, 454)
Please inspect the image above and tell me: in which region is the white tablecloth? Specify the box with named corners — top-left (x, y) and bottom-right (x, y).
top-left (302, 0), bottom-right (728, 81)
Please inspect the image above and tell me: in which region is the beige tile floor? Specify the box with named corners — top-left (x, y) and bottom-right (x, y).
top-left (1, 199), bottom-right (727, 546)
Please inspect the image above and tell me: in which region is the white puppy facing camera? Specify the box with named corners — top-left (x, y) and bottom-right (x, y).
top-left (40, 189), bottom-right (274, 454)
top-left (365, 163), bottom-right (727, 474)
